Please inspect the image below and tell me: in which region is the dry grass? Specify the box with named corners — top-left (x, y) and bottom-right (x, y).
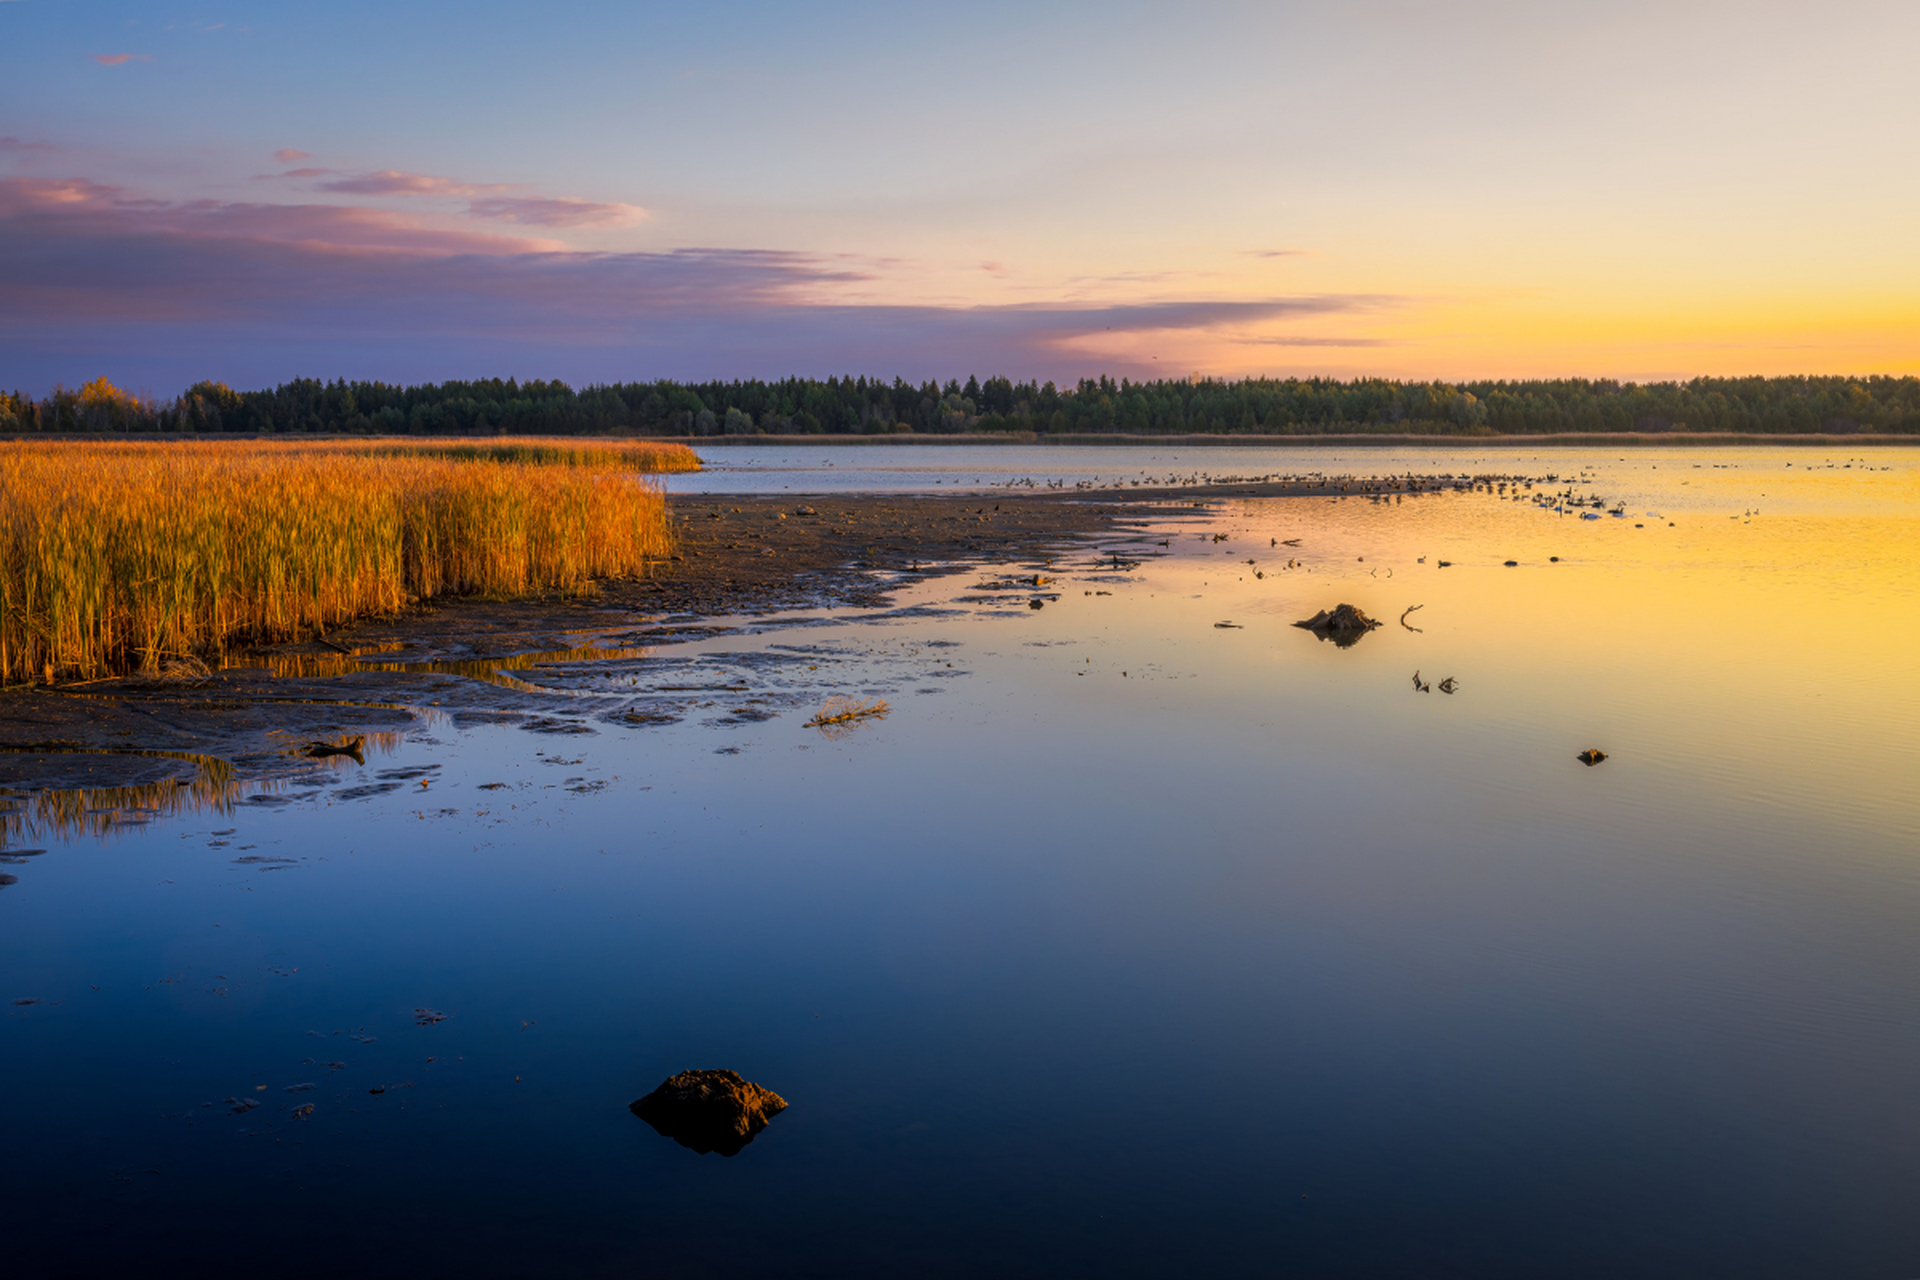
top-left (0, 438), bottom-right (693, 683)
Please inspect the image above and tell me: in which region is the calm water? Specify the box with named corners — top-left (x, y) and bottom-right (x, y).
top-left (5, 446), bottom-right (1919, 1277)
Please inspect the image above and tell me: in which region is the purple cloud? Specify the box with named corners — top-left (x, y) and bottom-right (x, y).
top-left (320, 169), bottom-right (508, 197)
top-left (91, 54), bottom-right (150, 66)
top-left (465, 196), bottom-right (645, 227)
top-left (0, 175), bottom-right (1395, 392)
top-left (274, 149), bottom-right (312, 164)
top-left (0, 137), bottom-right (58, 153)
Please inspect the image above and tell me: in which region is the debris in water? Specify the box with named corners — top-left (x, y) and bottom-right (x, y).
top-left (1293, 604), bottom-right (1382, 647)
top-left (805, 696), bottom-right (890, 736)
top-left (1577, 749), bottom-right (1608, 766)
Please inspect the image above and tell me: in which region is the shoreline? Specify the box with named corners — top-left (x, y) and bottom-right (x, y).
top-left (7, 431), bottom-right (1915, 448)
top-left (665, 431), bottom-right (1919, 448)
top-left (0, 462), bottom-right (1758, 802)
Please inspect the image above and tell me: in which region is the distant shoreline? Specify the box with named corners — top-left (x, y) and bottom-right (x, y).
top-left (673, 431), bottom-right (1916, 448)
top-left (7, 430), bottom-right (1914, 449)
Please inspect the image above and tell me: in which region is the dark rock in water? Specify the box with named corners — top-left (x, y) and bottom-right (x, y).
top-left (1577, 749), bottom-right (1608, 766)
top-left (0, 874), bottom-right (16, 887)
top-left (630, 1068), bottom-right (788, 1156)
top-left (304, 735), bottom-right (365, 762)
top-left (1293, 603), bottom-right (1382, 647)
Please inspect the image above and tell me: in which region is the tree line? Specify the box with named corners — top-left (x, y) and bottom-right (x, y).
top-left (6, 373), bottom-right (1919, 437)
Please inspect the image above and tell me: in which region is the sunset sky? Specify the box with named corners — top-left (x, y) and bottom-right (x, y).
top-left (3, 0), bottom-right (1916, 394)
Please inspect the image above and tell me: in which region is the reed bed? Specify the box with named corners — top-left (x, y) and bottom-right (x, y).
top-left (0, 439), bottom-right (688, 683)
top-left (352, 437), bottom-right (700, 472)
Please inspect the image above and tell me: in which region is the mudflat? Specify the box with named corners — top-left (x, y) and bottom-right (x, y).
top-left (0, 477), bottom-right (1477, 793)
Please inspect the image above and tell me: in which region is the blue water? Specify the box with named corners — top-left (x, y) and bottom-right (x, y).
top-left (5, 447), bottom-right (1920, 1277)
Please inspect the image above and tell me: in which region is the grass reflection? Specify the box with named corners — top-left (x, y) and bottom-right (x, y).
top-left (249, 638), bottom-right (657, 695)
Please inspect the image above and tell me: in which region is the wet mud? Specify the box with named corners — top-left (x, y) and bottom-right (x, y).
top-left (0, 481), bottom-right (1439, 809)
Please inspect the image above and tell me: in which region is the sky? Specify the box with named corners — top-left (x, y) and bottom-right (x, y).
top-left (3, 0), bottom-right (1917, 395)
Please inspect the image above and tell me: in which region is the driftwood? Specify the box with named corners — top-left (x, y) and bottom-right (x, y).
top-left (805, 696), bottom-right (890, 738)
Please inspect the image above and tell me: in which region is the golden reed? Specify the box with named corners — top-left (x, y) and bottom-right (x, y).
top-left (0, 437), bottom-right (696, 683)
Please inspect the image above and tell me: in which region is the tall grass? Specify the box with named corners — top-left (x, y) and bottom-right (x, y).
top-left (0, 439), bottom-right (692, 683)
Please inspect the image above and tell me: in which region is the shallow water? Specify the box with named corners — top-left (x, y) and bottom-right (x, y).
top-left (6, 446), bottom-right (1920, 1277)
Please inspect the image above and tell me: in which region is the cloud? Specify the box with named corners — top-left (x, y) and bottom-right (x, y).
top-left (465, 196), bottom-right (644, 227)
top-left (1231, 334), bottom-right (1397, 347)
top-left (0, 174), bottom-right (1395, 390)
top-left (90, 54), bottom-right (150, 66)
top-left (1241, 248), bottom-right (1307, 259)
top-left (320, 169), bottom-right (509, 198)
top-left (315, 169), bottom-right (643, 225)
top-left (0, 137), bottom-right (58, 153)
top-left (274, 149), bottom-right (312, 164)
top-left (252, 167), bottom-right (335, 180)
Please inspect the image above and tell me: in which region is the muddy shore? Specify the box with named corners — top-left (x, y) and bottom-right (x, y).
top-left (0, 476), bottom-right (1478, 802)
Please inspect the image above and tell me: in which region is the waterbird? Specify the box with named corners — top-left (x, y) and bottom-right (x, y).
top-left (1412, 671), bottom-right (1430, 693)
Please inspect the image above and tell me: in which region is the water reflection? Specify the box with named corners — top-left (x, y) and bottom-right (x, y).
top-left (4, 447), bottom-right (1920, 1277)
top-left (0, 730), bottom-right (407, 846)
top-left (244, 636), bottom-right (658, 695)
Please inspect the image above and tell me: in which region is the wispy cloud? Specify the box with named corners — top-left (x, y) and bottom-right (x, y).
top-left (90, 54), bottom-right (150, 66)
top-left (1231, 334), bottom-right (1396, 347)
top-left (1241, 248), bottom-right (1307, 259)
top-left (253, 167), bottom-right (336, 180)
top-left (320, 169), bottom-right (510, 198)
top-left (274, 149), bottom-right (312, 164)
top-left (0, 137), bottom-right (58, 153)
top-left (464, 196), bottom-right (644, 227)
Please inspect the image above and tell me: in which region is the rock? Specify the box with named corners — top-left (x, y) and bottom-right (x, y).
top-left (1292, 603), bottom-right (1382, 647)
top-left (1577, 749), bottom-right (1608, 766)
top-left (630, 1068), bottom-right (788, 1156)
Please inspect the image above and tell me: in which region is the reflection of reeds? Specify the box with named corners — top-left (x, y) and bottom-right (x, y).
top-left (0, 439), bottom-right (691, 683)
top-left (0, 728), bottom-right (408, 844)
top-left (805, 696), bottom-right (890, 739)
top-left (253, 638), bottom-right (656, 695)
top-left (0, 748), bottom-right (237, 844)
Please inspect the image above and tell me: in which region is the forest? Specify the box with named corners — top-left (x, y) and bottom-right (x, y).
top-left (6, 373), bottom-right (1919, 437)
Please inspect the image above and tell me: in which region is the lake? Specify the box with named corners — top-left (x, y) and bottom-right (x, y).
top-left (5, 444), bottom-right (1918, 1277)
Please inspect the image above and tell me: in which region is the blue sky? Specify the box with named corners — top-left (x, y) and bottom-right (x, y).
top-left (3, 0), bottom-right (1916, 394)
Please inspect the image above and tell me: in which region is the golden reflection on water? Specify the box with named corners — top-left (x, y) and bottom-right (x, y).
top-left (1135, 467), bottom-right (1920, 837)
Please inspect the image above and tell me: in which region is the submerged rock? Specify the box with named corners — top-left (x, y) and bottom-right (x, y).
top-left (630, 1068), bottom-right (788, 1156)
top-left (1293, 603), bottom-right (1383, 647)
